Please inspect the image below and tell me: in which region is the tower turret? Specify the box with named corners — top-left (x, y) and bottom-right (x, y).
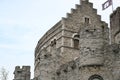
top-left (79, 24), bottom-right (108, 67)
top-left (13, 66), bottom-right (31, 80)
top-left (78, 23), bottom-right (113, 80)
top-left (110, 7), bottom-right (120, 80)
top-left (110, 7), bottom-right (120, 44)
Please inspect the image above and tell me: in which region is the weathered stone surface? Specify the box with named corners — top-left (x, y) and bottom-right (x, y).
top-left (13, 0), bottom-right (120, 80)
top-left (13, 66), bottom-right (31, 80)
top-left (110, 7), bottom-right (120, 44)
top-left (33, 1), bottom-right (120, 80)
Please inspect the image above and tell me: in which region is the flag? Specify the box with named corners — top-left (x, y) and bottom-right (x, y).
top-left (102, 0), bottom-right (112, 10)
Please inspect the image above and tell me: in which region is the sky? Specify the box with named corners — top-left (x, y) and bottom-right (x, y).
top-left (0, 0), bottom-right (119, 80)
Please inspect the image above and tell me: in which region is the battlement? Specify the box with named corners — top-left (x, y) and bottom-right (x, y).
top-left (22, 66), bottom-right (30, 71)
top-left (62, 0), bottom-right (96, 21)
top-left (15, 66), bottom-right (30, 71)
top-left (13, 66), bottom-right (31, 80)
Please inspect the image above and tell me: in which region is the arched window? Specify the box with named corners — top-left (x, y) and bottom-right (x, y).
top-left (84, 17), bottom-right (90, 26)
top-left (88, 74), bottom-right (103, 80)
top-left (73, 34), bottom-right (79, 49)
top-left (50, 38), bottom-right (57, 52)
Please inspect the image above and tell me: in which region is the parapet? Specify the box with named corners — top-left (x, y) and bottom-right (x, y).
top-left (13, 66), bottom-right (31, 80)
top-left (22, 66), bottom-right (30, 71)
top-left (14, 66), bottom-right (30, 72)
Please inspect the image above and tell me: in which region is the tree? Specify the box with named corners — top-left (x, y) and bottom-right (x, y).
top-left (0, 67), bottom-right (9, 80)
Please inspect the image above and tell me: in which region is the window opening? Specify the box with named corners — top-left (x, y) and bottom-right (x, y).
top-left (85, 17), bottom-right (89, 25)
top-left (73, 34), bottom-right (79, 49)
top-left (74, 39), bottom-right (79, 49)
top-left (50, 39), bottom-right (56, 47)
top-left (88, 74), bottom-right (103, 80)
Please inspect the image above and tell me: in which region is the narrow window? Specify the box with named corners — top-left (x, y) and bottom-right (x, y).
top-left (101, 25), bottom-right (105, 32)
top-left (38, 57), bottom-right (40, 62)
top-left (17, 71), bottom-right (21, 74)
top-left (50, 41), bottom-right (54, 46)
top-left (54, 39), bottom-right (56, 45)
top-left (73, 34), bottom-right (79, 49)
top-left (74, 39), bottom-right (79, 49)
top-left (50, 39), bottom-right (56, 46)
top-left (85, 17), bottom-right (89, 25)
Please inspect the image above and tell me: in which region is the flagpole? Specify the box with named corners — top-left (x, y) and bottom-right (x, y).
top-left (111, 0), bottom-right (114, 12)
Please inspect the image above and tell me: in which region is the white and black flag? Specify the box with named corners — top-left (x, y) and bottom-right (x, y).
top-left (102, 0), bottom-right (112, 10)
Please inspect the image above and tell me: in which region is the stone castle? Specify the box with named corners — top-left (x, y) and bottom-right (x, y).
top-left (13, 0), bottom-right (120, 80)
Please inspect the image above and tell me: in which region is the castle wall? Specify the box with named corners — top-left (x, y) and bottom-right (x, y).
top-left (115, 32), bottom-right (120, 44)
top-left (13, 0), bottom-right (120, 80)
top-left (110, 7), bottom-right (120, 80)
top-left (111, 44), bottom-right (120, 80)
top-left (35, 21), bottom-right (62, 57)
top-left (33, 0), bottom-right (120, 80)
top-left (60, 0), bottom-right (108, 65)
top-left (55, 58), bottom-right (113, 80)
top-left (62, 2), bottom-right (103, 32)
top-left (34, 21), bottom-right (63, 77)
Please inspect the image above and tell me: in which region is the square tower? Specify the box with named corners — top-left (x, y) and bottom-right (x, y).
top-left (110, 7), bottom-right (120, 44)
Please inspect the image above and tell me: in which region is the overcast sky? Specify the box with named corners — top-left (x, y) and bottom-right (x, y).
top-left (0, 0), bottom-right (119, 80)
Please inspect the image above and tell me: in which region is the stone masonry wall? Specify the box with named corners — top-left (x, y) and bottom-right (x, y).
top-left (13, 66), bottom-right (31, 80)
top-left (55, 57), bottom-right (113, 80)
top-left (33, 0), bottom-right (120, 80)
top-left (110, 7), bottom-right (120, 44)
top-left (34, 21), bottom-right (63, 77)
top-left (60, 0), bottom-right (108, 65)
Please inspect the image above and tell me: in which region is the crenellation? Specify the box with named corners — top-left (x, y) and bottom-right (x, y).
top-left (97, 15), bottom-right (101, 21)
top-left (93, 8), bottom-right (97, 13)
top-left (88, 2), bottom-right (93, 8)
top-left (66, 13), bottom-right (72, 18)
top-left (71, 8), bottom-right (76, 14)
top-left (13, 66), bottom-right (31, 80)
top-left (61, 17), bottom-right (67, 22)
top-left (75, 4), bottom-right (81, 9)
